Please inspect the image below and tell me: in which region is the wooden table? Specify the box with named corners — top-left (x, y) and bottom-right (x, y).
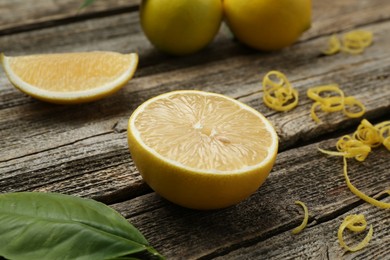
top-left (1, 0), bottom-right (389, 259)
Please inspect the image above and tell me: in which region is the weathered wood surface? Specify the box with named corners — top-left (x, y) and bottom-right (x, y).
top-left (0, 0), bottom-right (389, 259)
top-left (0, 0), bottom-right (139, 35)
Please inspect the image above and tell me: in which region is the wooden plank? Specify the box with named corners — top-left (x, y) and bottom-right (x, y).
top-left (0, 0), bottom-right (139, 35)
top-left (108, 136), bottom-right (390, 259)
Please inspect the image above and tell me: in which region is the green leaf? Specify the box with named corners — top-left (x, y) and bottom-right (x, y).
top-left (0, 192), bottom-right (164, 260)
top-left (80, 0), bottom-right (97, 9)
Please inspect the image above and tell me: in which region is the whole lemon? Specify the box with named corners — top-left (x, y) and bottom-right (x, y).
top-left (140, 0), bottom-right (223, 55)
top-left (223, 0), bottom-right (311, 51)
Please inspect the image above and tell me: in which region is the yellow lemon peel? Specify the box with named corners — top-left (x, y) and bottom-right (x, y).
top-left (342, 96), bottom-right (366, 119)
top-left (374, 121), bottom-right (390, 150)
top-left (342, 30), bottom-right (373, 55)
top-left (323, 30), bottom-right (373, 55)
top-left (318, 135), bottom-right (371, 161)
top-left (353, 119), bottom-right (383, 148)
top-left (262, 71), bottom-right (299, 112)
top-left (307, 85), bottom-right (365, 123)
top-left (342, 157), bottom-right (390, 209)
top-left (319, 119), bottom-right (390, 209)
top-left (292, 200), bottom-right (309, 235)
top-left (338, 214), bottom-right (373, 252)
top-left (322, 34), bottom-right (341, 55)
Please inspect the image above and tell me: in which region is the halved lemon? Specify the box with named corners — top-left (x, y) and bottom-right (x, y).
top-left (0, 52), bottom-right (138, 104)
top-left (127, 90), bottom-right (278, 210)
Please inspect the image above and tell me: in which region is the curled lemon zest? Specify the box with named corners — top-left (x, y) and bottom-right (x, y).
top-left (343, 96), bottom-right (366, 119)
top-left (318, 139), bottom-right (371, 162)
top-left (310, 102), bottom-right (322, 123)
top-left (342, 30), bottom-right (373, 54)
top-left (338, 214), bottom-right (373, 252)
top-left (336, 135), bottom-right (371, 161)
top-left (262, 71), bottom-right (299, 111)
top-left (375, 121), bottom-right (390, 150)
top-left (292, 200), bottom-right (309, 235)
top-left (353, 119), bottom-right (383, 148)
top-left (307, 85), bottom-right (365, 123)
top-left (342, 157), bottom-right (390, 209)
top-left (323, 34), bottom-right (341, 55)
top-left (318, 124), bottom-right (390, 209)
top-left (307, 85), bottom-right (344, 102)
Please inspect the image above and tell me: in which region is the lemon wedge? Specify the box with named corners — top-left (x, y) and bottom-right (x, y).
top-left (127, 90), bottom-right (278, 210)
top-left (1, 52), bottom-right (138, 104)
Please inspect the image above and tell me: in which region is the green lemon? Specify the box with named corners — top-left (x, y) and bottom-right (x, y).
top-left (140, 0), bottom-right (223, 55)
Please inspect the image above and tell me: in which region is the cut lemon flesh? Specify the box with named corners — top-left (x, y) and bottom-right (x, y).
top-left (128, 90), bottom-right (278, 209)
top-left (1, 52), bottom-right (138, 104)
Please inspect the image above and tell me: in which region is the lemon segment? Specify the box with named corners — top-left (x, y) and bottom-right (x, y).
top-left (128, 90), bottom-right (278, 210)
top-left (1, 52), bottom-right (138, 104)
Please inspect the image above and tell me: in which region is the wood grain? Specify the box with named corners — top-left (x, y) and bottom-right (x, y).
top-left (0, 0), bottom-right (139, 35)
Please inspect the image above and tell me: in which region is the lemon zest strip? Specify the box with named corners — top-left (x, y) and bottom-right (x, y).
top-left (338, 214), bottom-right (373, 252)
top-left (336, 135), bottom-right (371, 162)
top-left (342, 30), bottom-right (373, 55)
top-left (323, 34), bottom-right (341, 55)
top-left (318, 143), bottom-right (389, 208)
top-left (375, 121), bottom-right (390, 150)
top-left (342, 156), bottom-right (390, 209)
top-left (343, 96), bottom-right (366, 119)
top-left (310, 102), bottom-right (322, 123)
top-left (307, 85), bottom-right (344, 102)
top-left (318, 135), bottom-right (371, 162)
top-left (307, 85), bottom-right (365, 123)
top-left (292, 200), bottom-right (309, 235)
top-left (262, 71), bottom-right (299, 112)
top-left (353, 119), bottom-right (383, 148)
top-left (318, 122), bottom-right (389, 209)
